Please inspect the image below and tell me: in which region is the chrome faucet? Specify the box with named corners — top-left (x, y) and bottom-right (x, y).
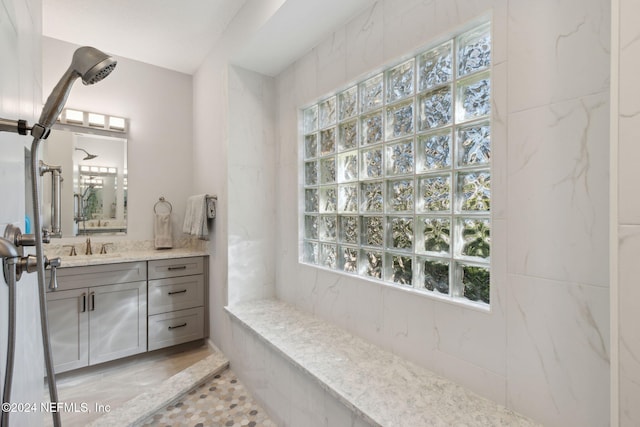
top-left (85, 238), bottom-right (92, 255)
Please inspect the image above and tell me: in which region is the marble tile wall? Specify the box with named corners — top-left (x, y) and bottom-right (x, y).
top-left (273, 1), bottom-right (611, 426)
top-left (615, 0), bottom-right (640, 424)
top-left (0, 0), bottom-right (45, 425)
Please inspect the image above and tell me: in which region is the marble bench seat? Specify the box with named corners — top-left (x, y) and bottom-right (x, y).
top-left (226, 298), bottom-right (539, 427)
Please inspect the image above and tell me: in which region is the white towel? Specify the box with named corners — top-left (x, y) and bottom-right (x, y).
top-left (154, 212), bottom-right (173, 249)
top-left (183, 194), bottom-right (209, 240)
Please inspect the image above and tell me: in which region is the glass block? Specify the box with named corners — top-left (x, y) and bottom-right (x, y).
top-left (320, 243), bottom-right (337, 269)
top-left (304, 161), bottom-right (318, 186)
top-left (360, 181), bottom-right (384, 212)
top-left (456, 72), bottom-right (490, 123)
top-left (360, 147), bottom-right (383, 179)
top-left (457, 22), bottom-right (491, 78)
top-left (320, 128), bottom-right (336, 155)
top-left (319, 97), bottom-right (337, 128)
top-left (420, 257), bottom-right (449, 294)
top-left (417, 216), bottom-right (450, 254)
top-left (458, 218), bottom-right (490, 259)
top-left (385, 100), bottom-right (414, 140)
top-left (304, 105), bottom-right (318, 133)
top-left (386, 253), bottom-right (413, 286)
top-left (319, 186), bottom-right (337, 213)
top-left (458, 263), bottom-right (490, 304)
top-left (319, 215), bottom-right (337, 242)
top-left (457, 121), bottom-right (490, 167)
top-left (359, 74), bottom-right (383, 113)
top-left (338, 120), bottom-right (358, 151)
top-left (303, 241), bottom-right (318, 264)
top-left (360, 249), bottom-right (383, 279)
top-left (457, 171), bottom-right (490, 212)
top-left (387, 217), bottom-right (414, 251)
top-left (305, 188), bottom-right (318, 212)
top-left (304, 134), bottom-right (317, 159)
top-left (416, 130), bottom-right (451, 172)
top-left (386, 59), bottom-right (414, 103)
top-left (386, 139), bottom-right (414, 176)
top-left (304, 215), bottom-right (318, 239)
top-left (339, 86), bottom-right (357, 121)
top-left (339, 246), bottom-right (359, 273)
top-left (418, 41), bottom-right (453, 92)
top-left (337, 151), bottom-right (358, 183)
top-left (362, 216), bottom-right (384, 247)
top-left (418, 86), bottom-right (452, 131)
top-left (339, 215), bottom-right (359, 244)
top-left (387, 179), bottom-right (414, 212)
top-left (338, 184), bottom-right (358, 213)
top-left (418, 175), bottom-right (451, 212)
top-left (360, 111), bottom-right (383, 146)
top-left (320, 157), bottom-right (336, 184)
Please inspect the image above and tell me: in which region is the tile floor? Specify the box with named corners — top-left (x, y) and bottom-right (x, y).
top-left (43, 341), bottom-right (216, 427)
top-left (140, 369), bottom-right (276, 427)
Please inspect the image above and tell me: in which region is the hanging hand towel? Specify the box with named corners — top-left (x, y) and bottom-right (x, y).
top-left (182, 194), bottom-right (209, 240)
top-left (154, 212), bottom-right (173, 249)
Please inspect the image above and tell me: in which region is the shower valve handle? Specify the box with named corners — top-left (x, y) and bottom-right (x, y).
top-left (46, 257), bottom-right (61, 291)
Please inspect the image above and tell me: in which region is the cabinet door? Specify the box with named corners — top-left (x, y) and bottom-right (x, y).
top-left (46, 289), bottom-right (89, 373)
top-left (89, 281), bottom-right (147, 365)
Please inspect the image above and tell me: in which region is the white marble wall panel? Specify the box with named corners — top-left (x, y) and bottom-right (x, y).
top-left (508, 0), bottom-right (610, 113)
top-left (272, 1), bottom-right (611, 426)
top-left (0, 1), bottom-right (45, 425)
top-left (506, 274), bottom-right (609, 427)
top-left (615, 1), bottom-right (640, 423)
top-left (507, 93), bottom-right (609, 287)
top-left (617, 226), bottom-right (640, 425)
top-left (227, 66), bottom-right (277, 305)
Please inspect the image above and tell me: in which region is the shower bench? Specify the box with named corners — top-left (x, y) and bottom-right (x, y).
top-left (226, 299), bottom-right (539, 427)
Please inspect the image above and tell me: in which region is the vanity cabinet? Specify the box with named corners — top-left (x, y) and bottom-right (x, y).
top-left (46, 262), bottom-right (147, 373)
top-left (147, 257), bottom-right (206, 351)
top-left (46, 256), bottom-right (208, 374)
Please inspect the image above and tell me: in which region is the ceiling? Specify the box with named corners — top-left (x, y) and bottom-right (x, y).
top-left (43, 0), bottom-right (374, 76)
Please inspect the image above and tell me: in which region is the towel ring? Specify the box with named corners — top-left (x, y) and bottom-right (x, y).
top-left (154, 196), bottom-right (172, 214)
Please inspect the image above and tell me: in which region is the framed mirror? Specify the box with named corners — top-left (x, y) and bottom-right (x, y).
top-left (41, 127), bottom-right (128, 237)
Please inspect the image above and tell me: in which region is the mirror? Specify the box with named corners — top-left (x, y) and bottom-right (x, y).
top-left (41, 128), bottom-right (127, 237)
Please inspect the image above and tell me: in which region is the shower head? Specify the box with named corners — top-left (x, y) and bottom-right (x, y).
top-left (75, 147), bottom-right (98, 160)
top-left (38, 47), bottom-right (117, 131)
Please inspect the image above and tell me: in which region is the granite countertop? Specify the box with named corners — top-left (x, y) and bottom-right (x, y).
top-left (44, 239), bottom-right (208, 268)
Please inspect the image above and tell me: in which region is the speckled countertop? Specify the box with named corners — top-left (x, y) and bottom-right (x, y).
top-left (44, 238), bottom-right (208, 268)
top-left (226, 299), bottom-right (541, 427)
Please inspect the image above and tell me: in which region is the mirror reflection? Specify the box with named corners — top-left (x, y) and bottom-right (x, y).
top-left (42, 128), bottom-right (127, 236)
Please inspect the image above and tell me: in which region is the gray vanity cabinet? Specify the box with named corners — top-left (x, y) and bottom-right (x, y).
top-left (147, 257), bottom-right (206, 351)
top-left (46, 262), bottom-right (147, 374)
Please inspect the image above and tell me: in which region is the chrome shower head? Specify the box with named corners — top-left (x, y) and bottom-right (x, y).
top-left (38, 47), bottom-right (117, 131)
top-left (74, 147), bottom-right (98, 160)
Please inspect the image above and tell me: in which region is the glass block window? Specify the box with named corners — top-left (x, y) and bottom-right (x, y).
top-left (300, 22), bottom-right (491, 307)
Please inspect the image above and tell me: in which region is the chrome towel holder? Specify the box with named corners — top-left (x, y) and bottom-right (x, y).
top-left (154, 196), bottom-right (172, 214)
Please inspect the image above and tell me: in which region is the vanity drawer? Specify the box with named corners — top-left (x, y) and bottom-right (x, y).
top-left (148, 307), bottom-right (204, 351)
top-left (50, 262), bottom-right (147, 291)
top-left (148, 275), bottom-right (204, 315)
top-left (148, 257), bottom-right (204, 280)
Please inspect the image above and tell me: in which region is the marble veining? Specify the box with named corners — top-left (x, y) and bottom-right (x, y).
top-left (226, 299), bottom-right (539, 427)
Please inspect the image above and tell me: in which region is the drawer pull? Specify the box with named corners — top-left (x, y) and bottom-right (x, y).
top-left (80, 293), bottom-right (86, 313)
top-left (167, 266), bottom-right (187, 271)
top-left (89, 292), bottom-right (96, 311)
top-left (168, 323), bottom-right (187, 330)
top-left (168, 289), bottom-right (187, 295)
